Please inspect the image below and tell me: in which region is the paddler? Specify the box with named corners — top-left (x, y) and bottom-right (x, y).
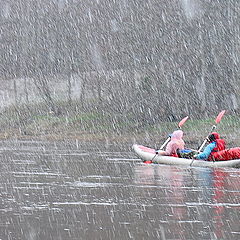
top-left (193, 132), bottom-right (226, 160)
top-left (157, 130), bottom-right (185, 157)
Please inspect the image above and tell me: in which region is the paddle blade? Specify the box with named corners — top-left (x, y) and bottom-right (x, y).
top-left (215, 110), bottom-right (226, 124)
top-left (178, 116), bottom-right (189, 128)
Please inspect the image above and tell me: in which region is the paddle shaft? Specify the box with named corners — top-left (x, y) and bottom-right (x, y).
top-left (197, 125), bottom-right (216, 152)
top-left (152, 132), bottom-right (176, 162)
top-left (190, 110), bottom-right (226, 166)
top-left (159, 136), bottom-right (171, 150)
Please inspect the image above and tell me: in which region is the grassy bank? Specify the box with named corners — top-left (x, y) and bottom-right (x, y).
top-left (0, 103), bottom-right (239, 147)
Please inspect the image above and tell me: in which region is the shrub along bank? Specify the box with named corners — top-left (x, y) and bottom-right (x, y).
top-left (0, 103), bottom-right (239, 148)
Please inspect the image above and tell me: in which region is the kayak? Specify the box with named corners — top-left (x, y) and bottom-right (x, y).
top-left (132, 144), bottom-right (240, 168)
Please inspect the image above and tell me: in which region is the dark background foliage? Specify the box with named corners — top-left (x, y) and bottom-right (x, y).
top-left (0, 0), bottom-right (239, 126)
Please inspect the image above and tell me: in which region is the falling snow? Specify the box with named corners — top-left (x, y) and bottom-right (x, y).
top-left (0, 0), bottom-right (240, 239)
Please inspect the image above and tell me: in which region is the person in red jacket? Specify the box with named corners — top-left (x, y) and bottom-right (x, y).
top-left (194, 132), bottom-right (225, 161)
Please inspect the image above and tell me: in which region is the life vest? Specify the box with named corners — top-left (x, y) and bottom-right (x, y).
top-left (207, 139), bottom-right (226, 161)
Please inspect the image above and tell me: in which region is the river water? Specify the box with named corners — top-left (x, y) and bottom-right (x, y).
top-left (0, 139), bottom-right (239, 240)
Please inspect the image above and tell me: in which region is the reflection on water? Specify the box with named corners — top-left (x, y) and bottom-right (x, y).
top-left (134, 164), bottom-right (240, 239)
top-left (0, 140), bottom-right (240, 239)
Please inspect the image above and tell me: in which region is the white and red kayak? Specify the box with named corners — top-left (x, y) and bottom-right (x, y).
top-left (132, 144), bottom-right (240, 168)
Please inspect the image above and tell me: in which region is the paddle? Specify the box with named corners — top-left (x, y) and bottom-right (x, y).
top-left (197, 110), bottom-right (226, 153)
top-left (149, 116), bottom-right (189, 162)
top-left (190, 110), bottom-right (226, 166)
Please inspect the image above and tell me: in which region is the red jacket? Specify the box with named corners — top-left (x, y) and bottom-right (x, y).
top-left (208, 139), bottom-right (226, 161)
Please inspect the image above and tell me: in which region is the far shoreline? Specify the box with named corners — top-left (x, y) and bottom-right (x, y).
top-left (0, 128), bottom-right (239, 150)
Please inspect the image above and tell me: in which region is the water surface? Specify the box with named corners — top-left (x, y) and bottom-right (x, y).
top-left (0, 140), bottom-right (239, 239)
